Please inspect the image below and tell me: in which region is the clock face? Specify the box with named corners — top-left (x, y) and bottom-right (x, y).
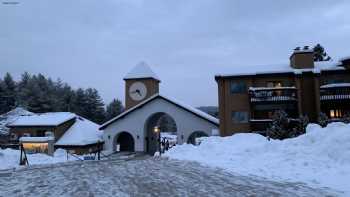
top-left (129, 82), bottom-right (147, 101)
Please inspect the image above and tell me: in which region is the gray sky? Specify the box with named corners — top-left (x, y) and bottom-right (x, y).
top-left (1, 0), bottom-right (349, 107)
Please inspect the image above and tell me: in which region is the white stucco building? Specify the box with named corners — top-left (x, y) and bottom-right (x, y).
top-left (99, 62), bottom-right (219, 155)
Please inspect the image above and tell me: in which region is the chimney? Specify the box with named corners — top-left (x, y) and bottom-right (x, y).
top-left (290, 46), bottom-right (314, 69)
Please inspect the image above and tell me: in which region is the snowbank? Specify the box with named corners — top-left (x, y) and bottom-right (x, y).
top-left (0, 148), bottom-right (81, 170)
top-left (164, 122), bottom-right (350, 195)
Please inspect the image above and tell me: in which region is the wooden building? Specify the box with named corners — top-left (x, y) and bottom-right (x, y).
top-left (7, 113), bottom-right (103, 155)
top-left (215, 47), bottom-right (350, 136)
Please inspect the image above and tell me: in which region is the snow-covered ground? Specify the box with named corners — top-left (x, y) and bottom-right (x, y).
top-left (0, 157), bottom-right (336, 196)
top-left (164, 122), bottom-right (350, 195)
top-left (0, 148), bottom-right (82, 170)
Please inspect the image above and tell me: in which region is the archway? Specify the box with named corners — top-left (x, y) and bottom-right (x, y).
top-left (187, 131), bottom-right (208, 145)
top-left (115, 132), bottom-right (135, 152)
top-left (144, 112), bottom-right (177, 155)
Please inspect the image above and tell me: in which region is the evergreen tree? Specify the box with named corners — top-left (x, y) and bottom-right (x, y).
top-left (313, 43), bottom-right (331, 62)
top-left (1, 72), bottom-right (118, 123)
top-left (84, 88), bottom-right (106, 124)
top-left (105, 99), bottom-right (124, 121)
top-left (72, 88), bottom-right (88, 117)
top-left (1, 73), bottom-right (17, 113)
top-left (17, 72), bottom-right (31, 107)
top-left (0, 78), bottom-right (6, 114)
top-left (266, 111), bottom-right (308, 140)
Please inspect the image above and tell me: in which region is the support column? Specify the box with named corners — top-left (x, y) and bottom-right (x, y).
top-left (314, 74), bottom-right (321, 120)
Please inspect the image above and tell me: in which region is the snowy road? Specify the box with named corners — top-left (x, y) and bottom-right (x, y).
top-left (0, 156), bottom-right (338, 197)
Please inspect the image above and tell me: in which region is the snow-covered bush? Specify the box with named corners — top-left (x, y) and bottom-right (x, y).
top-left (266, 111), bottom-right (308, 140)
top-left (318, 112), bottom-right (329, 127)
top-left (341, 112), bottom-right (350, 124)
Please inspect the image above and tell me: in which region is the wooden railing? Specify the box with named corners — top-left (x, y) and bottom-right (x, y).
top-left (320, 86), bottom-right (350, 101)
top-left (249, 87), bottom-right (297, 103)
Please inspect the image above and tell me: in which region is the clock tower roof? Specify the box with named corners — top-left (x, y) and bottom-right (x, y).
top-left (124, 61), bottom-right (160, 82)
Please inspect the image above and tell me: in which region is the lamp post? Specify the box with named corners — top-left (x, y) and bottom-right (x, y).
top-left (153, 126), bottom-right (161, 156)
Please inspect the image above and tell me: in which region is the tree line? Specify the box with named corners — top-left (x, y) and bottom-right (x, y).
top-left (0, 72), bottom-right (124, 124)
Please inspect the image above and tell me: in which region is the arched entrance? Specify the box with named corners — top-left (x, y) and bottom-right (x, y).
top-left (187, 131), bottom-right (208, 145)
top-left (144, 112), bottom-right (177, 155)
top-left (115, 132), bottom-right (135, 152)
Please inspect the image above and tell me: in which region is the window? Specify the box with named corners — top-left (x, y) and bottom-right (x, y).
top-left (330, 109), bottom-right (342, 118)
top-left (230, 81), bottom-right (247, 94)
top-left (232, 111), bottom-right (249, 123)
top-left (267, 81), bottom-right (282, 87)
top-left (267, 81), bottom-right (283, 96)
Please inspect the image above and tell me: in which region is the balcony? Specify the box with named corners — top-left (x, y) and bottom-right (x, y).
top-left (320, 83), bottom-right (350, 101)
top-left (249, 87), bottom-right (297, 103)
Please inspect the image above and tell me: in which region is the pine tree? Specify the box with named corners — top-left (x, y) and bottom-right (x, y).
top-left (1, 73), bottom-right (17, 113)
top-left (313, 43), bottom-right (331, 62)
top-left (72, 88), bottom-right (88, 117)
top-left (17, 72), bottom-right (31, 107)
top-left (84, 88), bottom-right (106, 124)
top-left (105, 99), bottom-right (124, 121)
top-left (1, 72), bottom-right (121, 123)
top-left (0, 78), bottom-right (6, 114)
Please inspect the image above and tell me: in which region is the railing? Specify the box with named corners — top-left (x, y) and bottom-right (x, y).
top-left (320, 84), bottom-right (350, 101)
top-left (249, 87), bottom-right (297, 103)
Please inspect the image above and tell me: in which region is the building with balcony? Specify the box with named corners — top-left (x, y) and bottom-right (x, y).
top-left (215, 47), bottom-right (350, 136)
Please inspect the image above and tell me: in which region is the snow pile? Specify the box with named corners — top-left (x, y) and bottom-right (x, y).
top-left (0, 148), bottom-right (81, 170)
top-left (55, 116), bottom-right (103, 146)
top-left (0, 107), bottom-right (34, 135)
top-left (165, 122), bottom-right (350, 194)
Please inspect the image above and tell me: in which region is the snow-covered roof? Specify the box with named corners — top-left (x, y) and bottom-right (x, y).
top-left (100, 94), bottom-right (219, 130)
top-left (215, 60), bottom-right (344, 78)
top-left (0, 107), bottom-right (34, 135)
top-left (7, 112), bottom-right (76, 127)
top-left (320, 83), bottom-right (350, 88)
top-left (20, 136), bottom-right (54, 142)
top-left (55, 116), bottom-right (103, 146)
top-left (339, 56), bottom-right (350, 62)
top-left (124, 61), bottom-right (160, 81)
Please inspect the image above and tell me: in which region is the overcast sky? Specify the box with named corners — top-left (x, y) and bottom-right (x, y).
top-left (1, 0), bottom-right (349, 107)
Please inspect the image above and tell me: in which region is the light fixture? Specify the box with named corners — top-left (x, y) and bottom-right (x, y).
top-left (153, 126), bottom-right (160, 133)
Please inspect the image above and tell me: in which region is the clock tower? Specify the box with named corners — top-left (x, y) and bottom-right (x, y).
top-left (124, 62), bottom-right (160, 109)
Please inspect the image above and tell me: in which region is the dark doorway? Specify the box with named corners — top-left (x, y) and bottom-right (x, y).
top-left (116, 132), bottom-right (134, 152)
top-left (144, 112), bottom-right (177, 155)
top-left (187, 131), bottom-right (208, 145)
